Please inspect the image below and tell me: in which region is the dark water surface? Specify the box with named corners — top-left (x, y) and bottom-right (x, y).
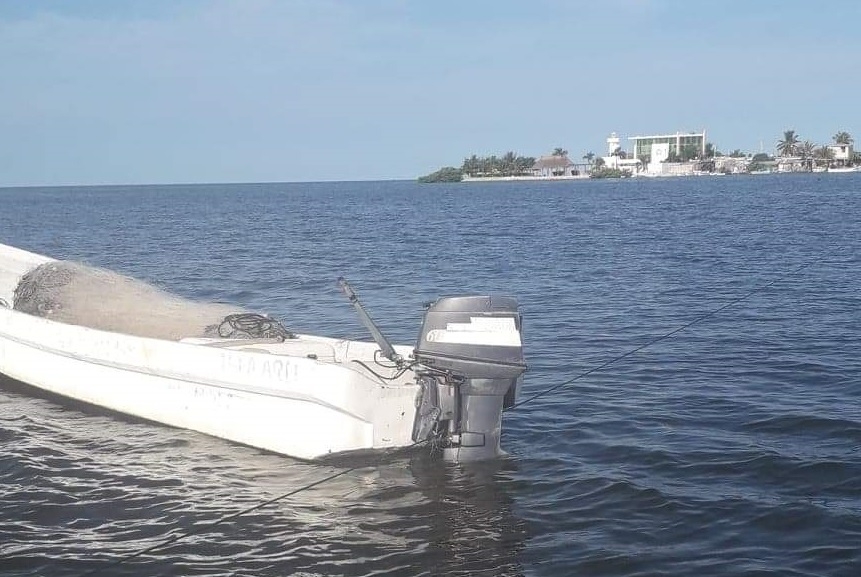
top-left (1, 175), bottom-right (859, 576)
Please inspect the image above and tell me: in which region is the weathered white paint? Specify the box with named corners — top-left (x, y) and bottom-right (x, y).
top-left (827, 143), bottom-right (854, 162)
top-left (0, 243), bottom-right (420, 460)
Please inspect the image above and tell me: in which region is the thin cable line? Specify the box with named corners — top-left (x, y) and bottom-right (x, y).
top-left (77, 441), bottom-right (425, 577)
top-left (74, 260), bottom-right (816, 575)
top-left (507, 261), bottom-right (816, 411)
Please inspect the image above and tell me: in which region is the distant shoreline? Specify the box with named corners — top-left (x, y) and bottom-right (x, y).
top-left (461, 174), bottom-right (590, 183)
top-left (458, 169), bottom-right (861, 182)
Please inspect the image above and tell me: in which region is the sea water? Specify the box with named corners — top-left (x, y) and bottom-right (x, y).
top-left (1, 174), bottom-right (859, 576)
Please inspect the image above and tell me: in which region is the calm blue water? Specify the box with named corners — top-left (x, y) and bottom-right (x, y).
top-left (1, 175), bottom-right (859, 576)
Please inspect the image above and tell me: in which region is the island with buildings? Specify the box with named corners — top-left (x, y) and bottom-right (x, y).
top-left (418, 129), bottom-right (859, 182)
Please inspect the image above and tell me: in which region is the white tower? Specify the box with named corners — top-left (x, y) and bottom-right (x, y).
top-left (607, 132), bottom-right (621, 155)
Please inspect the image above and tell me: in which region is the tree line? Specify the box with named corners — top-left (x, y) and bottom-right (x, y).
top-left (418, 150), bottom-right (548, 182)
top-left (419, 130), bottom-right (856, 182)
top-left (775, 130), bottom-right (855, 167)
top-left (460, 152), bottom-right (538, 177)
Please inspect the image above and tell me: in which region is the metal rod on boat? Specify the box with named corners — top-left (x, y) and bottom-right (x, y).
top-left (337, 277), bottom-right (403, 366)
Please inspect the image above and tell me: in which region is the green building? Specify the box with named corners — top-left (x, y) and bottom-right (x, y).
top-left (630, 131), bottom-right (706, 161)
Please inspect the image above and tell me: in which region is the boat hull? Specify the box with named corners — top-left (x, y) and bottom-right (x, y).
top-left (0, 244), bottom-right (420, 460)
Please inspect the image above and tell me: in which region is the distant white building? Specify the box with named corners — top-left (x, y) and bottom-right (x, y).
top-left (714, 156), bottom-right (750, 174)
top-left (531, 155), bottom-right (575, 177)
top-left (651, 142), bottom-right (670, 163)
top-left (776, 157), bottom-right (805, 172)
top-left (600, 130), bottom-right (707, 175)
top-left (645, 143), bottom-right (693, 175)
top-left (827, 143), bottom-right (855, 166)
top-left (629, 131), bottom-right (707, 164)
top-left (606, 132), bottom-right (621, 155)
top-left (601, 132), bottom-right (641, 173)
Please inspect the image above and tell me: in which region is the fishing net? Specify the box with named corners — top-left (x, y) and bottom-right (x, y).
top-left (12, 261), bottom-right (293, 341)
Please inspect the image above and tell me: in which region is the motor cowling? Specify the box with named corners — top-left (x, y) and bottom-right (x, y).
top-left (412, 295), bottom-right (526, 461)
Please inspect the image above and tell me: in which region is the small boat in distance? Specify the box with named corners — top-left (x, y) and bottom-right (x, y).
top-left (0, 243), bottom-right (526, 462)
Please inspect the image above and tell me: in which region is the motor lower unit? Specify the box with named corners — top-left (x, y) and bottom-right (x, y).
top-left (412, 295), bottom-right (527, 461)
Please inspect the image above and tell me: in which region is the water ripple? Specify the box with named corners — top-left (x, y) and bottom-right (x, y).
top-left (1, 176), bottom-right (860, 576)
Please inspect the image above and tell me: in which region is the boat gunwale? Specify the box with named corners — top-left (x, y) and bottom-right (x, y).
top-left (0, 306), bottom-right (418, 414)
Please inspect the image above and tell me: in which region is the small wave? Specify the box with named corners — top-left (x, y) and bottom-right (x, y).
top-left (743, 414), bottom-right (861, 443)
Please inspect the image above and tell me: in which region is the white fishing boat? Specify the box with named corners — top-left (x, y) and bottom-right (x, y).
top-left (0, 242), bottom-right (526, 462)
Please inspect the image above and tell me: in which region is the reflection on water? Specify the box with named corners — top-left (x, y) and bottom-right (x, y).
top-left (406, 453), bottom-right (527, 577)
top-left (0, 375), bottom-right (528, 576)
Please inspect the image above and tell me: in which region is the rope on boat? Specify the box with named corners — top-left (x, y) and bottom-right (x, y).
top-left (350, 349), bottom-right (420, 381)
top-left (506, 260), bottom-right (816, 412)
top-left (0, 297), bottom-right (9, 308)
top-left (212, 312), bottom-right (296, 340)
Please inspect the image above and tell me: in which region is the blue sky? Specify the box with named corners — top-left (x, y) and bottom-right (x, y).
top-left (1, 0), bottom-right (859, 186)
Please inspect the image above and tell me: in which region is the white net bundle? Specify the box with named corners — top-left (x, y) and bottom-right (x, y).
top-left (12, 261), bottom-right (291, 341)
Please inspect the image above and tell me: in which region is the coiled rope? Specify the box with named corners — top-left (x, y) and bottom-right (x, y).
top-left (214, 312), bottom-right (296, 340)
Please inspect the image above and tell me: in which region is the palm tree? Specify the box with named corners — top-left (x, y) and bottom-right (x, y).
top-left (479, 157), bottom-right (492, 176)
top-left (610, 146), bottom-right (628, 160)
top-left (462, 154), bottom-right (480, 177)
top-left (799, 141), bottom-right (816, 171)
top-left (582, 151), bottom-right (595, 165)
top-left (814, 145), bottom-right (834, 168)
top-left (516, 156), bottom-right (535, 175)
top-left (777, 130), bottom-right (800, 157)
top-left (833, 131), bottom-right (853, 145)
top-left (552, 147), bottom-right (568, 157)
top-left (501, 151), bottom-right (517, 176)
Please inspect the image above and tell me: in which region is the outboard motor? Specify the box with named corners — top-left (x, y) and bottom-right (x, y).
top-left (412, 296), bottom-right (527, 461)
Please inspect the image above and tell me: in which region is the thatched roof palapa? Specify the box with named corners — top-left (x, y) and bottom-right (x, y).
top-left (533, 155), bottom-right (574, 169)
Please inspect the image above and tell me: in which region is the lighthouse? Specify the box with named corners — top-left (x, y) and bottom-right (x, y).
top-left (604, 132), bottom-right (622, 168)
top-left (607, 132), bottom-right (621, 155)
